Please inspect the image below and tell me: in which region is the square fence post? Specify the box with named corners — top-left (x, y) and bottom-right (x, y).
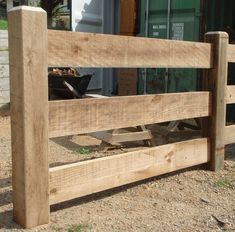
top-left (8, 6), bottom-right (49, 228)
top-left (203, 32), bottom-right (228, 171)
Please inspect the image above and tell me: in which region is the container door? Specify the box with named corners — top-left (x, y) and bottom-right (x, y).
top-left (138, 0), bottom-right (201, 94)
top-left (168, 0), bottom-right (200, 93)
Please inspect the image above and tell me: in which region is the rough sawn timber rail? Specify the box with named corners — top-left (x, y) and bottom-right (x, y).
top-left (49, 92), bottom-right (211, 138)
top-left (48, 30), bottom-right (212, 68)
top-left (7, 6), bottom-right (232, 229)
top-left (49, 138), bottom-right (209, 205)
top-left (225, 44), bottom-right (235, 145)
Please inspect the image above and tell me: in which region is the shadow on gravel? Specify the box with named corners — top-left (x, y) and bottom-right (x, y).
top-left (0, 210), bottom-right (22, 230)
top-left (0, 103), bottom-right (10, 117)
top-left (0, 177), bottom-right (12, 207)
top-left (225, 144), bottom-right (235, 161)
top-left (0, 190), bottom-right (12, 207)
top-left (51, 136), bottom-right (98, 153)
top-left (0, 177), bottom-right (11, 188)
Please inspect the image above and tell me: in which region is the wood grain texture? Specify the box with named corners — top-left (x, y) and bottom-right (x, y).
top-left (49, 138), bottom-right (209, 205)
top-left (203, 32), bottom-right (228, 171)
top-left (225, 125), bottom-right (235, 145)
top-left (226, 86), bottom-right (235, 104)
top-left (228, 44), bottom-right (235, 63)
top-left (49, 92), bottom-right (211, 138)
top-left (8, 6), bottom-right (49, 228)
top-left (47, 30), bottom-right (212, 68)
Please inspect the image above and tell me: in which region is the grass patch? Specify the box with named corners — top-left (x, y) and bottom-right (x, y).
top-left (0, 20), bottom-right (8, 30)
top-left (51, 226), bottom-right (63, 232)
top-left (67, 224), bottom-right (89, 232)
top-left (74, 147), bottom-right (91, 155)
top-left (213, 178), bottom-right (234, 189)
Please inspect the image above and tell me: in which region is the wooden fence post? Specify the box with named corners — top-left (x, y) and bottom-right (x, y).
top-left (203, 32), bottom-right (228, 171)
top-left (8, 6), bottom-right (49, 228)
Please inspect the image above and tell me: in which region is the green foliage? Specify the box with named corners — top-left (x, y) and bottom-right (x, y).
top-left (67, 224), bottom-right (89, 232)
top-left (0, 20), bottom-right (8, 30)
top-left (213, 178), bottom-right (234, 189)
top-left (74, 147), bottom-right (91, 155)
top-left (52, 5), bottom-right (66, 20)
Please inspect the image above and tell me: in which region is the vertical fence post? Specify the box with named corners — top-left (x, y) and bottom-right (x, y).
top-left (203, 32), bottom-right (228, 171)
top-left (8, 6), bottom-right (49, 228)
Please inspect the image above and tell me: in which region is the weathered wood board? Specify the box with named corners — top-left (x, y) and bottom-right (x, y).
top-left (49, 92), bottom-right (211, 138)
top-left (49, 138), bottom-right (210, 205)
top-left (228, 44), bottom-right (235, 63)
top-left (226, 86), bottom-right (235, 104)
top-left (225, 125), bottom-right (235, 145)
top-left (48, 30), bottom-right (212, 68)
top-left (8, 6), bottom-right (49, 228)
top-left (203, 32), bottom-right (228, 171)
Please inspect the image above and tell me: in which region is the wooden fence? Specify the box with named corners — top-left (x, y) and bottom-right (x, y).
top-left (7, 6), bottom-right (235, 228)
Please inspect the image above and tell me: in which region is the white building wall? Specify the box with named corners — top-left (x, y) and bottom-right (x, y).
top-left (0, 30), bottom-right (9, 107)
top-left (71, 0), bottom-right (119, 94)
top-left (6, 0), bottom-right (13, 11)
top-left (71, 0), bottom-right (104, 91)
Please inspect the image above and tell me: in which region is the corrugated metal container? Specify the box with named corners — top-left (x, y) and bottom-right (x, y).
top-left (206, 0), bottom-right (235, 33)
top-left (138, 0), bottom-right (201, 94)
top-left (205, 0), bottom-right (235, 123)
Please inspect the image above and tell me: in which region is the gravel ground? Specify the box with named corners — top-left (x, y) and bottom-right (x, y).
top-left (0, 115), bottom-right (234, 232)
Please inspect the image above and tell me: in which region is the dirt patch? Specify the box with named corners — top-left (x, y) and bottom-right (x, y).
top-left (0, 116), bottom-right (234, 232)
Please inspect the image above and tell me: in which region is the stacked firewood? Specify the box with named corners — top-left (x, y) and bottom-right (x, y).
top-left (48, 68), bottom-right (79, 76)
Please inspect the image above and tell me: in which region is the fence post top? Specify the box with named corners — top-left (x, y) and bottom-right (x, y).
top-left (8, 6), bottom-right (45, 13)
top-left (205, 31), bottom-right (229, 38)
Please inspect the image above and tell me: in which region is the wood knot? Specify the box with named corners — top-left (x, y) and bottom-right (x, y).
top-left (165, 151), bottom-right (174, 162)
top-left (50, 188), bottom-right (57, 194)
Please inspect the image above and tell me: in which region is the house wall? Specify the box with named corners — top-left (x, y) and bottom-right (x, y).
top-left (6, 0), bottom-right (13, 11)
top-left (71, 0), bottom-right (120, 95)
top-left (0, 30), bottom-right (9, 107)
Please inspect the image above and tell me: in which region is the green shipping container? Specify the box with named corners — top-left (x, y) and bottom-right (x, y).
top-left (138, 0), bottom-right (201, 94)
top-left (204, 0), bottom-right (235, 123)
top-left (206, 0), bottom-right (235, 33)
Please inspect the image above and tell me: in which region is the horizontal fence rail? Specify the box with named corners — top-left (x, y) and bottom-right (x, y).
top-left (48, 30), bottom-right (212, 68)
top-left (225, 45), bottom-right (235, 145)
top-left (225, 125), bottom-right (235, 145)
top-left (226, 86), bottom-right (235, 104)
top-left (227, 44), bottom-right (235, 62)
top-left (49, 138), bottom-right (210, 205)
top-left (49, 92), bottom-right (211, 138)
